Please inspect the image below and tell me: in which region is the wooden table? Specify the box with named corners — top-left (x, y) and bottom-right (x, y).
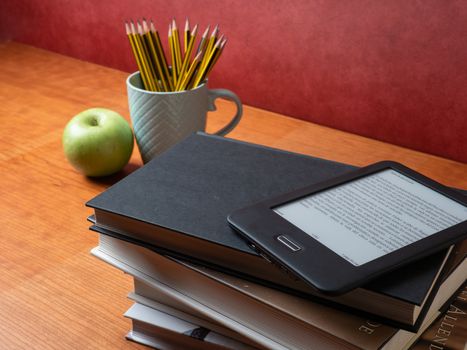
top-left (0, 42), bottom-right (465, 349)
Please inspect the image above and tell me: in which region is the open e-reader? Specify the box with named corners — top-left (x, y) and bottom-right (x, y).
top-left (228, 161), bottom-right (467, 295)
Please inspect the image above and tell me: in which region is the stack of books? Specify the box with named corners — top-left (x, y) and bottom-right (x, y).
top-left (87, 133), bottom-right (467, 350)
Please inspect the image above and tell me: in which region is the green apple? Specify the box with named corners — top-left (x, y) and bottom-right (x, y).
top-left (63, 108), bottom-right (134, 177)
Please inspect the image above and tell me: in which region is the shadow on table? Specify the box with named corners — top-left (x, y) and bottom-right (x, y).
top-left (87, 162), bottom-right (141, 186)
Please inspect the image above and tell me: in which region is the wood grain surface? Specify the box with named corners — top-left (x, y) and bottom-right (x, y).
top-left (0, 42), bottom-right (465, 349)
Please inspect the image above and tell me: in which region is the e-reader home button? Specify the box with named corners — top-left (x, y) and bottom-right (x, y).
top-left (276, 235), bottom-right (302, 252)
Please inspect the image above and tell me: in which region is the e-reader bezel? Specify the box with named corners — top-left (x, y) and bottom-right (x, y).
top-left (227, 161), bottom-right (467, 295)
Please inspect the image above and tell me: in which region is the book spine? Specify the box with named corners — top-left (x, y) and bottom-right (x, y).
top-left (409, 284), bottom-right (467, 350)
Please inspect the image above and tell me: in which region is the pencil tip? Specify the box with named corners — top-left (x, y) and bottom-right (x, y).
top-left (215, 35), bottom-right (224, 46)
top-left (203, 25), bottom-right (210, 37)
top-left (212, 25), bottom-right (219, 36)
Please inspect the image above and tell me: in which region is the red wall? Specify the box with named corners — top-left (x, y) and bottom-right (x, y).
top-left (1, 0), bottom-right (466, 163)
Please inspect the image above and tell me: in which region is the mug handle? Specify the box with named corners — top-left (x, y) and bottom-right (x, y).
top-left (207, 89), bottom-right (243, 136)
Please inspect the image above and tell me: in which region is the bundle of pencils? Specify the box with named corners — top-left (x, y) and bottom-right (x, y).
top-left (125, 18), bottom-right (227, 92)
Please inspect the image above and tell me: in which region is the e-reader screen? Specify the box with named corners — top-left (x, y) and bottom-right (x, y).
top-left (273, 169), bottom-right (467, 266)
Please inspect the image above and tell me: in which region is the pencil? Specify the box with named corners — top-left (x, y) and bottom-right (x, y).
top-left (171, 19), bottom-right (182, 77)
top-left (168, 23), bottom-right (178, 84)
top-left (126, 22), bottom-right (150, 90)
top-left (196, 25), bottom-right (210, 56)
top-left (184, 18), bottom-right (190, 53)
top-left (199, 25), bottom-right (218, 71)
top-left (192, 35), bottom-right (222, 88)
top-left (136, 20), bottom-right (159, 91)
top-left (130, 21), bottom-right (157, 91)
top-left (142, 19), bottom-right (170, 91)
top-left (205, 37), bottom-right (226, 77)
top-left (150, 20), bottom-right (174, 90)
top-left (176, 24), bottom-right (198, 89)
top-left (176, 51), bottom-right (202, 91)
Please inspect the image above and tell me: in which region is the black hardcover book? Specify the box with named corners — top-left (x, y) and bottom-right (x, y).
top-left (86, 132), bottom-right (465, 329)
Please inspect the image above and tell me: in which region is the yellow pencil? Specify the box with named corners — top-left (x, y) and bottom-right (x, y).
top-left (199, 25), bottom-right (218, 71)
top-left (177, 51), bottom-right (202, 91)
top-left (176, 24), bottom-right (198, 89)
top-left (184, 18), bottom-right (190, 53)
top-left (126, 22), bottom-right (150, 90)
top-left (141, 20), bottom-right (159, 80)
top-left (136, 22), bottom-right (156, 76)
top-left (168, 23), bottom-right (178, 85)
top-left (142, 19), bottom-right (169, 91)
top-left (136, 20), bottom-right (159, 91)
top-left (205, 38), bottom-right (226, 77)
top-left (171, 19), bottom-right (182, 76)
top-left (192, 36), bottom-right (222, 88)
top-left (196, 25), bottom-right (210, 56)
top-left (150, 20), bottom-right (174, 91)
top-left (131, 21), bottom-right (157, 91)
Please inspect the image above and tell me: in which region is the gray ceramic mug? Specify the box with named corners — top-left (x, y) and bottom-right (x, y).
top-left (127, 71), bottom-right (243, 163)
